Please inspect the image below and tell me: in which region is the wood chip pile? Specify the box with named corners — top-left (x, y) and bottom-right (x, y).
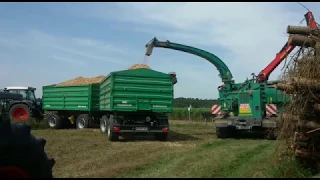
top-left (55, 64), bottom-right (151, 87)
top-left (128, 63), bottom-right (151, 70)
top-left (56, 75), bottom-right (105, 87)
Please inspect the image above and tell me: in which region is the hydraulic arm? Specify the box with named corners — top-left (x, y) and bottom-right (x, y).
top-left (145, 38), bottom-right (233, 84)
top-left (256, 11), bottom-right (318, 82)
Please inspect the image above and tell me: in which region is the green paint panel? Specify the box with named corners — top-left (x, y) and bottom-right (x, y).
top-left (42, 84), bottom-right (100, 111)
top-left (100, 68), bottom-right (174, 112)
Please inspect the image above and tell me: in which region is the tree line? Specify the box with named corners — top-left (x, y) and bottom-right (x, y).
top-left (173, 97), bottom-right (219, 108)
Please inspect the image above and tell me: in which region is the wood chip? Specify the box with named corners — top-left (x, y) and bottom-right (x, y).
top-left (56, 75), bottom-right (105, 87)
top-left (128, 64), bottom-right (151, 70)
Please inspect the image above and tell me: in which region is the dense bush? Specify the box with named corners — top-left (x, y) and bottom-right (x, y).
top-left (173, 97), bottom-right (219, 108)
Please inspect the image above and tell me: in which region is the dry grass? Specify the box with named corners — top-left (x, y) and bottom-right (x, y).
top-left (31, 121), bottom-right (311, 178)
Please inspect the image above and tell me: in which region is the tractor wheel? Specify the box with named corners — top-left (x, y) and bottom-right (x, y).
top-left (107, 115), bottom-right (119, 142)
top-left (76, 114), bottom-right (89, 129)
top-left (100, 115), bottom-right (108, 134)
top-left (47, 114), bottom-right (63, 129)
top-left (0, 114), bottom-right (55, 178)
top-left (9, 104), bottom-right (31, 123)
top-left (216, 127), bottom-right (229, 139)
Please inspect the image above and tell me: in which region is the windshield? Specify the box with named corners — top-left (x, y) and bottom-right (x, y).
top-left (7, 90), bottom-right (36, 101)
top-left (27, 90), bottom-right (36, 101)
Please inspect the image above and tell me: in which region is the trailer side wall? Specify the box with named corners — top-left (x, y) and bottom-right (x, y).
top-left (100, 68), bottom-right (174, 112)
top-left (42, 84), bottom-right (100, 111)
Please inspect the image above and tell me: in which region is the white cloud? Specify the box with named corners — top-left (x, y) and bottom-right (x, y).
top-left (2, 2), bottom-right (320, 100)
top-left (73, 2), bottom-right (320, 98)
top-left (0, 28), bottom-right (133, 97)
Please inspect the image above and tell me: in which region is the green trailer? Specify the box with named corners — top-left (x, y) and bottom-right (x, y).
top-left (42, 84), bottom-right (103, 129)
top-left (99, 68), bottom-right (177, 141)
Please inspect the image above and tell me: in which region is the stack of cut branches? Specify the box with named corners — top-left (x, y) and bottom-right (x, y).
top-left (276, 25), bottom-right (320, 169)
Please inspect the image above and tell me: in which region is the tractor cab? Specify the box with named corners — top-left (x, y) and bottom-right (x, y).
top-left (4, 87), bottom-right (37, 102)
top-left (3, 87), bottom-right (43, 122)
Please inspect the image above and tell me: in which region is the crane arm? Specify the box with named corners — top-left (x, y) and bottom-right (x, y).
top-left (257, 11), bottom-right (318, 83)
top-left (145, 37), bottom-right (233, 83)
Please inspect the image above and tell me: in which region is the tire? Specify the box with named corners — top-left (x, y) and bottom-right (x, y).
top-left (154, 133), bottom-right (168, 141)
top-left (0, 114), bottom-right (55, 178)
top-left (76, 114), bottom-right (89, 129)
top-left (107, 115), bottom-right (119, 142)
top-left (47, 114), bottom-right (63, 129)
top-left (100, 115), bottom-right (108, 134)
top-left (265, 128), bottom-right (277, 140)
top-left (9, 104), bottom-right (32, 123)
top-left (216, 127), bottom-right (229, 139)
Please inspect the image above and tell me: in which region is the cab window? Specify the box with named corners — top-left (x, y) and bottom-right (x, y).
top-left (8, 90), bottom-right (18, 94)
top-left (27, 91), bottom-right (36, 101)
top-left (17, 90), bottom-right (27, 99)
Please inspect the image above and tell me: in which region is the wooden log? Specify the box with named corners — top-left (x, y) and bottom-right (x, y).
top-left (295, 141), bottom-right (309, 147)
top-left (295, 148), bottom-right (310, 158)
top-left (275, 83), bottom-right (295, 93)
top-left (281, 113), bottom-right (320, 129)
top-left (297, 121), bottom-right (320, 131)
top-left (295, 134), bottom-right (310, 142)
top-left (306, 127), bottom-right (320, 135)
top-left (305, 121), bottom-right (320, 129)
top-left (292, 77), bottom-right (320, 89)
top-left (295, 148), bottom-right (320, 159)
top-left (288, 34), bottom-right (316, 47)
top-left (287, 25), bottom-right (320, 36)
top-left (281, 113), bottom-right (300, 122)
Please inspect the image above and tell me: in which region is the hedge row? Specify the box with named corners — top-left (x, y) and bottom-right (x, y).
top-left (169, 108), bottom-right (212, 121)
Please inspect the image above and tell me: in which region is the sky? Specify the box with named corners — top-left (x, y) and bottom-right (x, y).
top-left (1, 2), bottom-right (320, 99)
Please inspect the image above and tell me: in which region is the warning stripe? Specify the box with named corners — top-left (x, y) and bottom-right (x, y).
top-left (266, 104), bottom-right (277, 115)
top-left (211, 105), bottom-right (221, 114)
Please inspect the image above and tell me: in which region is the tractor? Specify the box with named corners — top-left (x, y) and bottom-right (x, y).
top-left (0, 91), bottom-right (55, 178)
top-left (3, 86), bottom-right (43, 122)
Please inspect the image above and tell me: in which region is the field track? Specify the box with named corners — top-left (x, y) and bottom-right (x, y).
top-left (32, 120), bottom-right (309, 178)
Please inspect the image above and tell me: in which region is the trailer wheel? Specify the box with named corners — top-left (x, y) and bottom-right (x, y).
top-left (100, 115), bottom-right (108, 134)
top-left (0, 115), bottom-right (55, 178)
top-left (154, 133), bottom-right (168, 141)
top-left (107, 115), bottom-right (119, 142)
top-left (9, 104), bottom-right (32, 123)
top-left (47, 114), bottom-right (62, 129)
top-left (76, 114), bottom-right (89, 129)
top-left (216, 127), bottom-right (229, 139)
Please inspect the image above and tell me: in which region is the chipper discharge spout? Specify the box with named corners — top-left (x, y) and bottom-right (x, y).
top-left (145, 37), bottom-right (164, 56)
top-left (144, 37), bottom-right (233, 84)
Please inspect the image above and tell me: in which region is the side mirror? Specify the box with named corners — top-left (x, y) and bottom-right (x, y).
top-left (168, 72), bottom-right (177, 85)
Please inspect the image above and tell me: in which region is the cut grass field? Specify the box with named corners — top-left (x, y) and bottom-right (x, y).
top-left (31, 120), bottom-right (312, 178)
